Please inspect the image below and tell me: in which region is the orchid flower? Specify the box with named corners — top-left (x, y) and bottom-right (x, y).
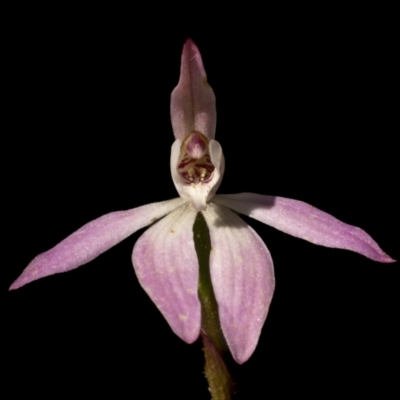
top-left (10, 39), bottom-right (394, 365)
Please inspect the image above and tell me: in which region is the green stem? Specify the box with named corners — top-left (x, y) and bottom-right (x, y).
top-left (202, 331), bottom-right (233, 400)
top-left (193, 212), bottom-right (234, 400)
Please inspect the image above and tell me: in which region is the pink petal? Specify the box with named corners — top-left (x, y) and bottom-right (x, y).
top-left (10, 198), bottom-right (186, 290)
top-left (132, 203), bottom-right (200, 343)
top-left (171, 39), bottom-right (216, 140)
top-left (214, 193), bottom-right (395, 263)
top-left (202, 203), bottom-right (275, 364)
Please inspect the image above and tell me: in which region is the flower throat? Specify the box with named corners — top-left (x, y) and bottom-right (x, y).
top-left (177, 131), bottom-right (215, 184)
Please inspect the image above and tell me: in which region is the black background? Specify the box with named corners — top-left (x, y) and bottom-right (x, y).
top-left (3, 7), bottom-right (398, 399)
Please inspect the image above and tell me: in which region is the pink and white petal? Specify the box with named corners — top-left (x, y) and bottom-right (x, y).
top-left (214, 193), bottom-right (395, 263)
top-left (202, 203), bottom-right (275, 364)
top-left (171, 39), bottom-right (216, 140)
top-left (10, 198), bottom-right (186, 290)
top-left (132, 203), bottom-right (201, 343)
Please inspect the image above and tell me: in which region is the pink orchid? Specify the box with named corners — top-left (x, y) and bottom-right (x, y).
top-left (10, 39), bottom-right (394, 364)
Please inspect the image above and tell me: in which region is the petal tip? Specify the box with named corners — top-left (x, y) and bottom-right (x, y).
top-left (383, 255), bottom-right (396, 263)
top-left (360, 244), bottom-right (396, 263)
top-left (9, 272), bottom-right (31, 291)
top-left (184, 37), bottom-right (196, 47)
top-left (181, 329), bottom-right (200, 344)
top-left (8, 268), bottom-right (43, 291)
top-left (232, 353), bottom-right (250, 365)
top-left (183, 38), bottom-right (200, 54)
top-left (181, 39), bottom-right (204, 77)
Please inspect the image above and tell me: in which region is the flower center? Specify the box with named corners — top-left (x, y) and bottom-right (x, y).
top-left (177, 131), bottom-right (215, 184)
